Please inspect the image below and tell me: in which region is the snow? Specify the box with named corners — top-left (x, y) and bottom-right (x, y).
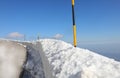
top-left (0, 39), bottom-right (120, 78)
top-left (0, 40), bottom-right (26, 78)
top-left (40, 39), bottom-right (120, 78)
top-left (21, 42), bottom-right (45, 78)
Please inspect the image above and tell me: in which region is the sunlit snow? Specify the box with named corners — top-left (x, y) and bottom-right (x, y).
top-left (0, 39), bottom-right (120, 78)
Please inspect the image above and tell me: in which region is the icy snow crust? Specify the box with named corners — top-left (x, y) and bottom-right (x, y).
top-left (40, 39), bottom-right (120, 78)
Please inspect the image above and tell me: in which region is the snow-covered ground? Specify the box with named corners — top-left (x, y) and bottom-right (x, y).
top-left (0, 40), bottom-right (26, 78)
top-left (40, 39), bottom-right (120, 78)
top-left (0, 39), bottom-right (120, 78)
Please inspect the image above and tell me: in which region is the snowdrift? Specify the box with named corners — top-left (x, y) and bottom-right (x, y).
top-left (0, 40), bottom-right (26, 78)
top-left (0, 39), bottom-right (120, 78)
top-left (40, 39), bottom-right (120, 78)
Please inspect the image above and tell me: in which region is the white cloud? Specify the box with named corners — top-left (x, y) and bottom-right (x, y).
top-left (53, 34), bottom-right (63, 39)
top-left (7, 32), bottom-right (24, 38)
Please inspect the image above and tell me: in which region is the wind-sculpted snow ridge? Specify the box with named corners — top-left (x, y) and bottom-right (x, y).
top-left (40, 39), bottom-right (120, 78)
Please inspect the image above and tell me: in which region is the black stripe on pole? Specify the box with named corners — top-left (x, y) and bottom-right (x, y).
top-left (72, 5), bottom-right (75, 25)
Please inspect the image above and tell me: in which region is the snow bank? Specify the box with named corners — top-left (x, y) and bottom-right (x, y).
top-left (0, 40), bottom-right (26, 78)
top-left (0, 39), bottom-right (120, 78)
top-left (21, 42), bottom-right (45, 78)
top-left (40, 39), bottom-right (120, 78)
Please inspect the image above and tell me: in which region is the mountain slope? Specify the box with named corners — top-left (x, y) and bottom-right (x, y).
top-left (40, 39), bottom-right (120, 78)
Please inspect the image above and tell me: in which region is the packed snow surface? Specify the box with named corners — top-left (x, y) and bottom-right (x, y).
top-left (40, 39), bottom-right (120, 78)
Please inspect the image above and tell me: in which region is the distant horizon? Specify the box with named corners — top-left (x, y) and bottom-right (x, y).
top-left (78, 42), bottom-right (120, 61)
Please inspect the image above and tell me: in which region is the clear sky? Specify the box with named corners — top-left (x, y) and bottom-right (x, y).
top-left (0, 0), bottom-right (120, 43)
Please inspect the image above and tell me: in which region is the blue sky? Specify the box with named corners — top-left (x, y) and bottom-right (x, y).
top-left (0, 0), bottom-right (120, 43)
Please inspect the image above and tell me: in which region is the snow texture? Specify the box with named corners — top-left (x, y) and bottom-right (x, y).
top-left (0, 40), bottom-right (26, 78)
top-left (0, 39), bottom-right (120, 78)
top-left (21, 42), bottom-right (45, 78)
top-left (40, 39), bottom-right (120, 78)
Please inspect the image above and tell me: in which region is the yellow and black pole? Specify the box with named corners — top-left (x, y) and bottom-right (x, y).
top-left (72, 0), bottom-right (77, 47)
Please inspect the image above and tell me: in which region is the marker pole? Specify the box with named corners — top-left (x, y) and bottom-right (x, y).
top-left (72, 0), bottom-right (77, 47)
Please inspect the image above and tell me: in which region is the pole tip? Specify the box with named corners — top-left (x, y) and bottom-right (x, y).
top-left (74, 45), bottom-right (76, 47)
top-left (72, 0), bottom-right (74, 5)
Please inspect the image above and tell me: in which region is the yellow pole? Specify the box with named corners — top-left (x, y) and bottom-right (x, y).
top-left (72, 0), bottom-right (74, 5)
top-left (73, 25), bottom-right (77, 47)
top-left (72, 0), bottom-right (77, 47)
